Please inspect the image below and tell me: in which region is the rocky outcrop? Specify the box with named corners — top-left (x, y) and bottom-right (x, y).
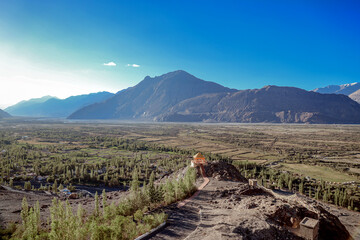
top-left (317, 206), bottom-right (352, 240)
top-left (232, 222), bottom-right (302, 240)
top-left (268, 204), bottom-right (352, 240)
top-left (212, 183), bottom-right (352, 240)
top-left (204, 161), bottom-right (247, 182)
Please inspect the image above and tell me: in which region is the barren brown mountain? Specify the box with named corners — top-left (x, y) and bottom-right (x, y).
top-left (349, 89), bottom-right (360, 104)
top-left (68, 70), bottom-right (234, 119)
top-left (157, 85), bottom-right (360, 123)
top-left (69, 71), bottom-right (360, 124)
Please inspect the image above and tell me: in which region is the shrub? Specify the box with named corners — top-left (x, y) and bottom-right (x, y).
top-left (24, 181), bottom-right (31, 191)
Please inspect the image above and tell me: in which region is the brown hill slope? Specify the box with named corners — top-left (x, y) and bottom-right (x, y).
top-left (349, 89), bottom-right (360, 104)
top-left (68, 70), bottom-right (235, 119)
top-left (156, 85), bottom-right (360, 124)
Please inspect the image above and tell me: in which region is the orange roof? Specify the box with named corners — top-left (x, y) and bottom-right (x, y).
top-left (193, 152), bottom-right (205, 159)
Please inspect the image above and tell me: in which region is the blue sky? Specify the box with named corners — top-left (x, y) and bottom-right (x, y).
top-left (0, 1), bottom-right (359, 108)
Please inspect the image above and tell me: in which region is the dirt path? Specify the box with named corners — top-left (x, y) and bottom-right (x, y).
top-left (177, 165), bottom-right (209, 208)
top-left (151, 204), bottom-right (200, 240)
top-left (151, 166), bottom-right (210, 240)
top-left (151, 180), bottom-right (238, 240)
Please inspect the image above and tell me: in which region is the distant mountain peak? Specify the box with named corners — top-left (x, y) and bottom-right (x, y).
top-left (164, 69), bottom-right (188, 75)
top-left (336, 82), bottom-right (358, 87)
top-left (151, 70), bottom-right (194, 80)
top-left (16, 95), bottom-right (56, 105)
top-left (6, 92), bottom-right (114, 117)
top-left (313, 82), bottom-right (360, 96)
top-left (262, 85), bottom-right (276, 90)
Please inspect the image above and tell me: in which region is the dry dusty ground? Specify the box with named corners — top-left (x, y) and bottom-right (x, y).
top-left (0, 188), bottom-right (53, 227)
top-left (0, 186), bottom-right (127, 228)
top-left (151, 178), bottom-right (360, 240)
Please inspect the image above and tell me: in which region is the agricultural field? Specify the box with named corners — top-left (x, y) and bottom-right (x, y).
top-left (128, 123), bottom-right (360, 178)
top-left (1, 122), bottom-right (359, 190)
top-left (278, 163), bottom-right (358, 183)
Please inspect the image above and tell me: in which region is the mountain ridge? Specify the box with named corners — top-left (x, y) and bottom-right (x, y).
top-left (156, 85), bottom-right (360, 123)
top-left (0, 109), bottom-right (11, 119)
top-left (68, 70), bottom-right (236, 119)
top-left (313, 82), bottom-right (359, 95)
top-left (6, 92), bottom-right (114, 118)
top-left (313, 82), bottom-right (360, 103)
top-left (7, 71), bottom-right (360, 124)
top-left (69, 71), bottom-right (360, 124)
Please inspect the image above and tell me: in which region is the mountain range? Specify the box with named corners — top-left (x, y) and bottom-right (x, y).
top-left (4, 70), bottom-right (360, 124)
top-left (5, 92), bottom-right (114, 118)
top-left (68, 70), bottom-right (360, 124)
top-left (156, 85), bottom-right (360, 123)
top-left (313, 82), bottom-right (360, 95)
top-left (313, 83), bottom-right (360, 104)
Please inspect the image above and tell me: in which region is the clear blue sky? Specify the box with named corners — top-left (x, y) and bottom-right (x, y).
top-left (0, 1), bottom-right (359, 107)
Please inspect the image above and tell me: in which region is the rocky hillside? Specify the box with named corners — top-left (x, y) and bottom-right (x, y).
top-left (0, 109), bottom-right (11, 119)
top-left (6, 92), bottom-right (114, 118)
top-left (154, 163), bottom-right (354, 240)
top-left (68, 70), bottom-right (235, 119)
top-left (156, 85), bottom-right (360, 124)
top-left (349, 89), bottom-right (360, 104)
